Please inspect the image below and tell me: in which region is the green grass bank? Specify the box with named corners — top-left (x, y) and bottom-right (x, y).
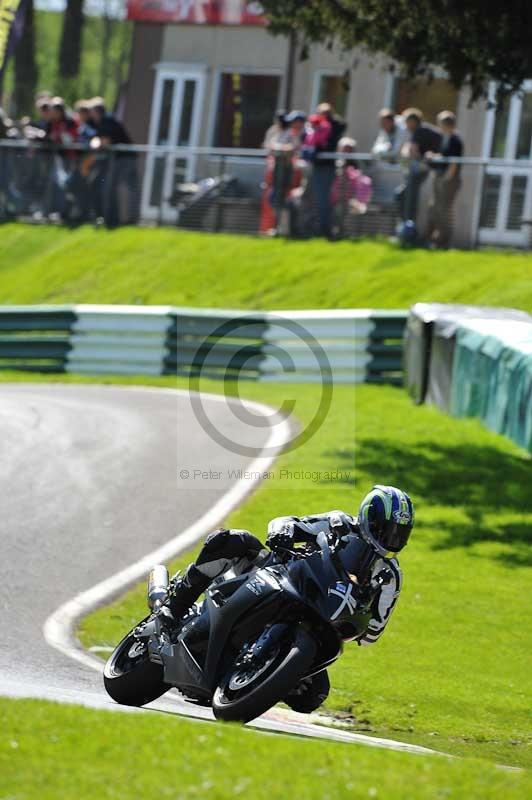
top-left (1, 224), bottom-right (532, 311)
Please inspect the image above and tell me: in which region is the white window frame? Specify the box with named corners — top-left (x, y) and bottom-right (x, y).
top-left (141, 63), bottom-right (207, 221)
top-left (207, 66), bottom-right (284, 159)
top-left (477, 81), bottom-right (532, 246)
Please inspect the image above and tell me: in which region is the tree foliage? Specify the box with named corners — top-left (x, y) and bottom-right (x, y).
top-left (58, 0), bottom-right (85, 80)
top-left (260, 0), bottom-right (532, 101)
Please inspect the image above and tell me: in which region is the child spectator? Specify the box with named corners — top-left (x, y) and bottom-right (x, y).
top-left (302, 112), bottom-right (332, 158)
top-left (330, 137), bottom-right (373, 236)
top-left (331, 137), bottom-right (373, 209)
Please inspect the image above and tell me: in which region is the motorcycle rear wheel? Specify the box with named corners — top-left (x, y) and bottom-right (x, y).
top-left (212, 626), bottom-right (316, 723)
top-left (103, 625), bottom-right (169, 707)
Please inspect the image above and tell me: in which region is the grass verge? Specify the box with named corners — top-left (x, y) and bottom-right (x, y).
top-left (1, 224), bottom-right (532, 311)
top-left (1, 698), bottom-right (531, 800)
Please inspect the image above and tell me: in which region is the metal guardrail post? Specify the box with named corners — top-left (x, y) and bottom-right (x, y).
top-left (214, 154), bottom-right (226, 233)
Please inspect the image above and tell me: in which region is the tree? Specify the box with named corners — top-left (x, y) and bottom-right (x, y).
top-left (260, 0), bottom-right (532, 101)
top-left (14, 0), bottom-right (38, 115)
top-left (58, 0), bottom-right (85, 82)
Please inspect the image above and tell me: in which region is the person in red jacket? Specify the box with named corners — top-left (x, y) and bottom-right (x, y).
top-left (45, 97), bottom-right (79, 151)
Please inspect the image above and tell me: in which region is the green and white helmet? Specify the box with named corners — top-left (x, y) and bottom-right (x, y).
top-left (358, 485), bottom-right (415, 556)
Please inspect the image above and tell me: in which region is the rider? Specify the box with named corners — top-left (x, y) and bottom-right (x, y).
top-left (167, 485), bottom-right (414, 712)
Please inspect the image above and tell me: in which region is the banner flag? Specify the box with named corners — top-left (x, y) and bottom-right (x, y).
top-left (0, 0), bottom-right (27, 84)
top-left (127, 0), bottom-right (266, 26)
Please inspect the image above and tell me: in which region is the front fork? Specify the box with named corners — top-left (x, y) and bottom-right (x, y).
top-left (236, 623), bottom-right (291, 668)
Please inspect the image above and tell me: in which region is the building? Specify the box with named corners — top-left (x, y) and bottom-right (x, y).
top-left (123, 1), bottom-right (532, 248)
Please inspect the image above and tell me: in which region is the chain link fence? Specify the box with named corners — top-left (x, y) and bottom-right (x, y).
top-left (1, 139), bottom-right (532, 247)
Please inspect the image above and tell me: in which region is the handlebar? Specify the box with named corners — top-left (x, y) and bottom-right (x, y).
top-left (271, 545), bottom-right (312, 562)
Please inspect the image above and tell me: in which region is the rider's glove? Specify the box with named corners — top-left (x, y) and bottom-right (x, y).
top-left (267, 521), bottom-right (294, 553)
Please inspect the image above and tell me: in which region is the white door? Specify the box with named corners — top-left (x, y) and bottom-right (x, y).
top-left (478, 82), bottom-right (532, 246)
top-left (142, 67), bottom-right (205, 222)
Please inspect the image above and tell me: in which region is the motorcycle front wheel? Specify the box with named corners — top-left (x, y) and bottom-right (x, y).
top-left (212, 626), bottom-right (317, 723)
top-left (103, 623), bottom-right (169, 707)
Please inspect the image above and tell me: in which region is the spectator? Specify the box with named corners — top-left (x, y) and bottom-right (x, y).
top-left (330, 137), bottom-right (373, 237)
top-left (331, 137), bottom-right (373, 210)
top-left (302, 103), bottom-right (346, 238)
top-left (302, 112), bottom-right (332, 157)
top-left (88, 96), bottom-right (132, 147)
top-left (260, 111), bottom-right (307, 236)
top-left (74, 99), bottom-right (97, 144)
top-left (88, 96), bottom-right (138, 227)
top-left (41, 97), bottom-right (79, 218)
top-left (14, 95), bottom-right (51, 217)
top-left (426, 110), bottom-right (464, 248)
top-left (59, 100), bottom-right (100, 223)
top-left (282, 110), bottom-right (306, 150)
top-left (0, 107), bottom-right (16, 218)
top-left (371, 108), bottom-right (408, 159)
top-left (46, 97), bottom-right (78, 147)
top-left (263, 109), bottom-right (289, 148)
top-left (316, 102), bottom-right (346, 152)
top-left (396, 107), bottom-right (442, 224)
top-left (32, 93), bottom-right (53, 131)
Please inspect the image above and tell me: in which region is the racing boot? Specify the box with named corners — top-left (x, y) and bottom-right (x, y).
top-left (284, 670), bottom-right (330, 714)
top-left (167, 566), bottom-right (210, 622)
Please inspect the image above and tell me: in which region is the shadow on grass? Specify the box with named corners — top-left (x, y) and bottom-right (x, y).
top-left (326, 439), bottom-right (532, 566)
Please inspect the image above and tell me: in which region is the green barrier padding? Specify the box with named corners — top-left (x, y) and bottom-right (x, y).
top-left (451, 323), bottom-right (532, 453)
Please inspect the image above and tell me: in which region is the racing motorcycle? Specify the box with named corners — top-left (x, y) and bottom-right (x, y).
top-left (103, 531), bottom-right (390, 723)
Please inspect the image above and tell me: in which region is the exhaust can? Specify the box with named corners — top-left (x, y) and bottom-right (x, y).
top-left (147, 564), bottom-right (169, 610)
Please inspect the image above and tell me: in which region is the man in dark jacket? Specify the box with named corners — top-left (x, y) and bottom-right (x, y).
top-left (88, 97), bottom-right (138, 226)
top-left (308, 102), bottom-right (346, 238)
top-left (426, 111), bottom-right (464, 248)
top-left (396, 107), bottom-right (442, 224)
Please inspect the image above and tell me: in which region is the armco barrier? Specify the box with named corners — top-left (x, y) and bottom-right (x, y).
top-left (0, 305), bottom-right (407, 384)
top-left (0, 306), bottom-right (76, 372)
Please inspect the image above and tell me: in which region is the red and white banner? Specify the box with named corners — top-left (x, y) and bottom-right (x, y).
top-left (127, 0), bottom-right (266, 25)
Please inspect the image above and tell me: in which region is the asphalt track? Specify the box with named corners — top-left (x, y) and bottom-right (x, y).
top-left (0, 383), bottom-right (438, 756)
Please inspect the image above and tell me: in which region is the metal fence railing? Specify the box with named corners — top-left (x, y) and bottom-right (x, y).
top-left (2, 140), bottom-right (532, 247)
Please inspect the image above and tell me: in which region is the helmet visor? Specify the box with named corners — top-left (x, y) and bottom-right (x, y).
top-left (382, 521), bottom-right (412, 552)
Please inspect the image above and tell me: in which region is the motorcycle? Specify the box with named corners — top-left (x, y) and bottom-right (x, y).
top-left (103, 530), bottom-right (389, 723)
